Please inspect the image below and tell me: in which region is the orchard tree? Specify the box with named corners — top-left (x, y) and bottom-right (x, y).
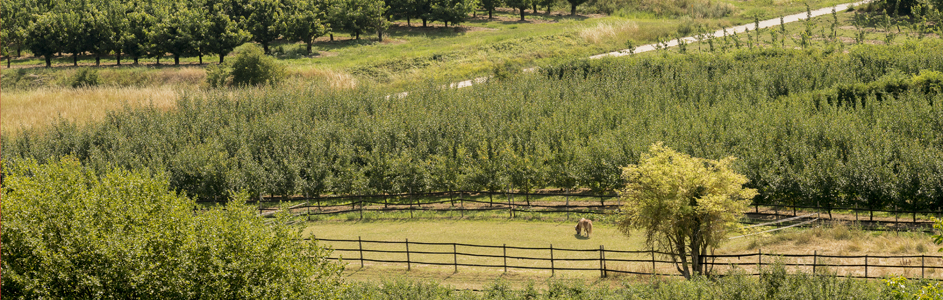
top-left (430, 0), bottom-right (477, 27)
top-left (566, 0), bottom-right (585, 15)
top-left (203, 1), bottom-right (250, 63)
top-left (26, 12), bottom-right (62, 67)
top-left (117, 0), bottom-right (151, 65)
top-left (334, 0), bottom-right (388, 39)
top-left (246, 0), bottom-right (284, 53)
top-left (59, 7), bottom-right (89, 66)
top-left (1, 0), bottom-right (31, 67)
top-left (479, 0), bottom-right (501, 19)
top-left (505, 0), bottom-right (532, 21)
top-left (282, 0), bottom-right (328, 55)
top-left (617, 143), bottom-right (757, 279)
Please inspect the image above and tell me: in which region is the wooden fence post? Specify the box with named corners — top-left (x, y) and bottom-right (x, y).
top-left (359, 236), bottom-right (364, 268)
top-left (813, 250), bottom-right (817, 275)
top-left (461, 197), bottom-right (464, 218)
top-left (306, 201), bottom-right (310, 221)
top-left (865, 255), bottom-right (868, 278)
top-left (566, 192), bottom-right (570, 220)
top-left (503, 244), bottom-right (508, 273)
top-left (922, 255), bottom-right (925, 278)
top-left (651, 249), bottom-right (656, 275)
top-left (454, 243), bottom-right (458, 273)
top-left (508, 191), bottom-right (513, 218)
top-left (550, 244), bottom-right (555, 276)
top-left (359, 200), bottom-right (363, 220)
top-left (599, 245), bottom-right (607, 278)
top-left (759, 249), bottom-right (763, 273)
top-left (406, 238), bottom-right (411, 271)
top-left (410, 198), bottom-right (414, 219)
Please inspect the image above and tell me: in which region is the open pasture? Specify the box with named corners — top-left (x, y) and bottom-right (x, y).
top-left (304, 218), bottom-right (943, 289)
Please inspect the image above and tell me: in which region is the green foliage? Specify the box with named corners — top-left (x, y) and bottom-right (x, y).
top-left (7, 41), bottom-right (943, 210)
top-left (70, 68), bottom-right (101, 88)
top-left (617, 143), bottom-right (757, 278)
top-left (225, 43), bottom-right (287, 86)
top-left (1, 158), bottom-right (345, 298)
top-left (338, 266), bottom-right (892, 299)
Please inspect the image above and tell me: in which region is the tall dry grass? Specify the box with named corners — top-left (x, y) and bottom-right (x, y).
top-left (289, 67), bottom-right (358, 90)
top-left (2, 86), bottom-right (181, 135)
top-left (579, 20), bottom-right (640, 44)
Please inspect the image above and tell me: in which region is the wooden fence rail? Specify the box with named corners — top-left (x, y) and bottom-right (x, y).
top-left (311, 237), bottom-right (943, 280)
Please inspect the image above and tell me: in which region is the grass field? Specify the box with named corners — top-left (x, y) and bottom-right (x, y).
top-left (303, 218), bottom-right (942, 289)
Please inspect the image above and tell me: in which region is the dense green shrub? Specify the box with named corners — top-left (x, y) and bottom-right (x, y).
top-left (336, 265), bottom-right (905, 299)
top-left (205, 43), bottom-right (287, 87)
top-left (1, 158), bottom-right (345, 299)
top-left (70, 67), bottom-right (100, 88)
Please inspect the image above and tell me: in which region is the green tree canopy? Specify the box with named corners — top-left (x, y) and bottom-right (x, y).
top-left (1, 157), bottom-right (345, 298)
top-left (617, 142), bottom-right (757, 279)
top-left (282, 0), bottom-right (329, 54)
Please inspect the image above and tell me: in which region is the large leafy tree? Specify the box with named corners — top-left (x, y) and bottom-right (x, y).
top-left (1, 157), bottom-right (345, 298)
top-left (58, 6), bottom-right (89, 66)
top-left (430, 0), bottom-right (477, 27)
top-left (282, 0), bottom-right (328, 55)
top-left (246, 0), bottom-right (284, 53)
top-left (479, 0), bottom-right (501, 19)
top-left (121, 1), bottom-right (152, 65)
top-left (505, 0), bottom-right (532, 21)
top-left (1, 0), bottom-right (32, 67)
top-left (334, 0), bottom-right (387, 40)
top-left (148, 2), bottom-right (201, 65)
top-left (25, 12), bottom-right (62, 67)
top-left (566, 0), bottom-right (586, 15)
top-left (204, 0), bottom-right (251, 63)
top-left (617, 143), bottom-right (757, 279)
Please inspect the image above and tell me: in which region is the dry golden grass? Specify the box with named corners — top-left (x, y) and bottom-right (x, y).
top-left (578, 20), bottom-right (640, 44)
top-left (289, 67), bottom-right (358, 90)
top-left (2, 86), bottom-right (181, 135)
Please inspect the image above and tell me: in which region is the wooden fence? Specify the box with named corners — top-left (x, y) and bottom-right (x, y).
top-left (313, 237), bottom-right (943, 280)
top-left (196, 190), bottom-right (943, 226)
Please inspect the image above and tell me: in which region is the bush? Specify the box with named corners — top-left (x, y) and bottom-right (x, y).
top-left (70, 67), bottom-right (100, 88)
top-left (1, 157), bottom-right (345, 298)
top-left (205, 43), bottom-right (286, 87)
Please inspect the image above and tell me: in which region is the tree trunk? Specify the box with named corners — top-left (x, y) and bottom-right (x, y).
top-left (330, 33), bottom-right (334, 41)
top-left (73, 53), bottom-right (78, 66)
top-left (17, 44), bottom-right (21, 57)
top-left (116, 52), bottom-right (121, 66)
top-left (220, 54), bottom-right (225, 64)
top-left (95, 55), bottom-right (100, 66)
top-left (134, 56), bottom-right (139, 65)
top-left (156, 56), bottom-right (161, 65)
top-left (532, 3), bottom-right (537, 13)
top-left (378, 28), bottom-right (383, 41)
top-left (423, 18), bottom-right (427, 27)
top-left (199, 54), bottom-right (203, 65)
top-left (407, 17), bottom-right (411, 26)
top-left (174, 54), bottom-right (180, 65)
top-left (571, 4), bottom-right (577, 15)
top-left (45, 55), bottom-right (52, 68)
top-left (520, 9), bottom-right (525, 21)
top-left (7, 56), bottom-right (10, 68)
top-left (306, 42), bottom-right (313, 55)
top-left (355, 32), bottom-right (360, 39)
top-left (262, 44), bottom-right (270, 54)
top-left (489, 9), bottom-right (493, 19)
